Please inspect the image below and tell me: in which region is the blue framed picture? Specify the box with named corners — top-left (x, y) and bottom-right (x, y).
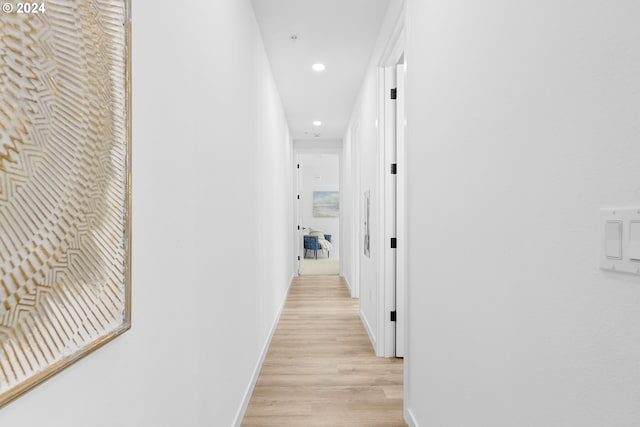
top-left (313, 191), bottom-right (339, 217)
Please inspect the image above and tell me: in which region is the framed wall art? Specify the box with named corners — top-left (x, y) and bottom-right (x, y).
top-left (0, 0), bottom-right (131, 407)
top-left (312, 191), bottom-right (339, 217)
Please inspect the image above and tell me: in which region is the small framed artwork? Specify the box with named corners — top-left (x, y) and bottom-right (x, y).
top-left (313, 191), bottom-right (339, 217)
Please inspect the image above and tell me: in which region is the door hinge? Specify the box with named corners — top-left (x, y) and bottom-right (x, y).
top-left (390, 310), bottom-right (397, 322)
top-left (297, 194), bottom-right (300, 200)
top-left (390, 163), bottom-right (397, 175)
top-left (390, 88), bottom-right (397, 100)
top-left (390, 238), bottom-right (397, 249)
top-left (298, 225), bottom-right (300, 230)
top-left (297, 163), bottom-right (300, 169)
top-left (298, 256), bottom-right (301, 261)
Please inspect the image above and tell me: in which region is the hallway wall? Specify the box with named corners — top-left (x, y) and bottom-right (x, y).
top-left (346, 64), bottom-right (380, 342)
top-left (405, 1), bottom-right (640, 425)
top-left (342, 0), bottom-right (405, 353)
top-left (0, 1), bottom-right (293, 426)
top-left (341, 126), bottom-right (358, 295)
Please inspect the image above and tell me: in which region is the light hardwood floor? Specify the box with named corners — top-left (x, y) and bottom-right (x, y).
top-left (242, 275), bottom-right (406, 427)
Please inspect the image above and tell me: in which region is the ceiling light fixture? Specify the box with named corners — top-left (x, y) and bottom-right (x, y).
top-left (312, 63), bottom-right (326, 72)
top-left (313, 121), bottom-right (322, 126)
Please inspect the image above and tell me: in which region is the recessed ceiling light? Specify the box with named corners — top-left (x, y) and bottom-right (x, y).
top-left (312, 63), bottom-right (326, 72)
top-left (313, 121), bottom-right (322, 126)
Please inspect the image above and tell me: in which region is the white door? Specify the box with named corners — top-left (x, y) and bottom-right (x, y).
top-left (296, 157), bottom-right (304, 274)
top-left (382, 62), bottom-right (406, 358)
top-left (395, 62), bottom-right (406, 358)
top-left (382, 65), bottom-right (397, 357)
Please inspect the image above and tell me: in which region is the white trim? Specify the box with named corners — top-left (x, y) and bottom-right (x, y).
top-left (338, 154), bottom-right (344, 279)
top-left (359, 308), bottom-right (377, 350)
top-left (343, 274), bottom-right (353, 297)
top-left (395, 61), bottom-right (406, 358)
top-left (405, 407), bottom-right (419, 427)
top-left (233, 278), bottom-right (293, 427)
top-left (295, 155), bottom-right (302, 275)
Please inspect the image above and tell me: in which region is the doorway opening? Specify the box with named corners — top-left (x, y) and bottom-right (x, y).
top-left (296, 153), bottom-right (341, 276)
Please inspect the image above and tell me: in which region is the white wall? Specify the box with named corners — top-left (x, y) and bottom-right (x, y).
top-left (0, 1), bottom-right (294, 426)
top-left (352, 65), bottom-right (381, 346)
top-left (342, 0), bottom-right (404, 353)
top-left (299, 154), bottom-right (340, 258)
top-left (294, 139), bottom-right (342, 154)
top-left (405, 1), bottom-right (640, 426)
top-left (341, 126), bottom-right (358, 295)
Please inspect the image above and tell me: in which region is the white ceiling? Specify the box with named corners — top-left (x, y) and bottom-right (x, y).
top-left (251, 0), bottom-right (391, 140)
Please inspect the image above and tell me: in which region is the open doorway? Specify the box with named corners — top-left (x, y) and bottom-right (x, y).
top-left (297, 153), bottom-right (340, 275)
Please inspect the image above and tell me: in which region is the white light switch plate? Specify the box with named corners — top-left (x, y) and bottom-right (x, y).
top-left (600, 208), bottom-right (640, 275)
top-left (629, 221), bottom-right (640, 261)
top-left (604, 220), bottom-right (622, 259)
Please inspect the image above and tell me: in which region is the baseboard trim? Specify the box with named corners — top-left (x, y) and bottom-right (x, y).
top-left (406, 407), bottom-right (419, 427)
top-left (232, 277), bottom-right (293, 427)
top-left (360, 309), bottom-right (377, 351)
top-left (342, 275), bottom-right (353, 296)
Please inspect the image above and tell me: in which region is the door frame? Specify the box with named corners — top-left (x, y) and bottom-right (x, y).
top-left (376, 11), bottom-right (406, 358)
top-left (395, 61), bottom-right (406, 358)
top-left (295, 154), bottom-right (303, 275)
top-left (293, 144), bottom-right (343, 275)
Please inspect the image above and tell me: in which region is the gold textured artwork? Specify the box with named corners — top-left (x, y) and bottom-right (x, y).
top-left (0, 0), bottom-right (131, 406)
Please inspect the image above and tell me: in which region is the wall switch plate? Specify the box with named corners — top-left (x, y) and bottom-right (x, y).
top-left (605, 220), bottom-right (622, 259)
top-left (600, 208), bottom-right (640, 275)
top-left (629, 221), bottom-right (640, 261)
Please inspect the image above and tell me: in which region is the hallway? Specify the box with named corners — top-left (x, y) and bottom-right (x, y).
top-left (2, 1), bottom-right (639, 426)
top-left (242, 275), bottom-right (405, 426)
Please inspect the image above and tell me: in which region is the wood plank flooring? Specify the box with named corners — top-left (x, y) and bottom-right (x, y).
top-left (242, 275), bottom-right (406, 427)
